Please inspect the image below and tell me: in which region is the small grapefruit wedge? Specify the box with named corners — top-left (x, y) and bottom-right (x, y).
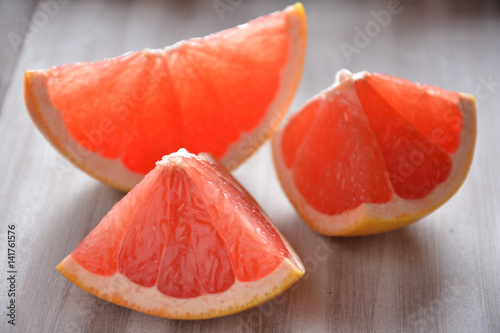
top-left (56, 149), bottom-right (304, 319)
top-left (24, 3), bottom-right (307, 192)
top-left (272, 70), bottom-right (477, 236)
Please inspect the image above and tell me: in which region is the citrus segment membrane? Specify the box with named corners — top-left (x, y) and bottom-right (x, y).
top-left (71, 152), bottom-right (290, 299)
top-left (282, 99), bottom-right (319, 168)
top-left (46, 10), bottom-right (290, 175)
top-left (354, 77), bottom-right (453, 199)
top-left (362, 73), bottom-right (462, 154)
top-left (282, 84), bottom-right (393, 215)
top-left (281, 71), bottom-right (461, 213)
top-left (273, 69), bottom-right (477, 236)
top-left (196, 159), bottom-right (291, 281)
top-left (25, 3), bottom-right (307, 191)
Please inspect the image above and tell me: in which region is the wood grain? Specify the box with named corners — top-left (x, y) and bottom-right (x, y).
top-left (0, 0), bottom-right (38, 110)
top-left (1, 0), bottom-right (499, 332)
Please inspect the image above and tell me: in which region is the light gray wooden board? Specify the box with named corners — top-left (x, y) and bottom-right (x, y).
top-left (0, 0), bottom-right (38, 113)
top-left (0, 0), bottom-right (499, 332)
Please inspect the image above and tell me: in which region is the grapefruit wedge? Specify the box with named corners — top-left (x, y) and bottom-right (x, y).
top-left (24, 3), bottom-right (307, 192)
top-left (272, 70), bottom-right (477, 236)
top-left (57, 149), bottom-right (304, 319)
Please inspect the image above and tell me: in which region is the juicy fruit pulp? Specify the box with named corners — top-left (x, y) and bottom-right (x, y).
top-left (24, 3), bottom-right (307, 191)
top-left (49, 24), bottom-right (289, 175)
top-left (274, 69), bottom-right (476, 236)
top-left (282, 71), bottom-right (462, 214)
top-left (57, 150), bottom-right (304, 318)
top-left (354, 74), bottom-right (457, 199)
top-left (72, 154), bottom-right (289, 298)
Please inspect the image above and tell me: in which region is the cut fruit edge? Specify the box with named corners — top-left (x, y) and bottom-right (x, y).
top-left (24, 3), bottom-right (307, 192)
top-left (219, 3), bottom-right (307, 171)
top-left (57, 255), bottom-right (303, 320)
top-left (56, 151), bottom-right (305, 319)
top-left (272, 69), bottom-right (477, 236)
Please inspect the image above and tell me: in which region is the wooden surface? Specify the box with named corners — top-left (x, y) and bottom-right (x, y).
top-left (1, 0), bottom-right (499, 332)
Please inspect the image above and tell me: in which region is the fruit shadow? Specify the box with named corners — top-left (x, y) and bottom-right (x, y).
top-left (45, 181), bottom-right (128, 332)
top-left (320, 221), bottom-right (446, 331)
top-left (43, 182), bottom-right (444, 332)
top-left (43, 182), bottom-right (299, 332)
top-left (229, 211), bottom-right (448, 332)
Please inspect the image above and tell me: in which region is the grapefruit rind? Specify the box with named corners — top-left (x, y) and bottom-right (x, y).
top-left (23, 3), bottom-right (307, 192)
top-left (57, 150), bottom-right (305, 319)
top-left (57, 254), bottom-right (303, 319)
top-left (272, 70), bottom-right (477, 236)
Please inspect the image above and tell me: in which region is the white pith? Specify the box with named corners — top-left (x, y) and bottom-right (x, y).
top-left (24, 4), bottom-right (306, 192)
top-left (272, 69), bottom-right (477, 236)
top-left (59, 255), bottom-right (302, 319)
top-left (24, 69), bottom-right (145, 191)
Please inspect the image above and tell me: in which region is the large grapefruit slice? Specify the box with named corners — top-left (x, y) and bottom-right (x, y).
top-left (272, 69), bottom-right (477, 236)
top-left (57, 149), bottom-right (304, 319)
top-left (24, 3), bottom-right (307, 192)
